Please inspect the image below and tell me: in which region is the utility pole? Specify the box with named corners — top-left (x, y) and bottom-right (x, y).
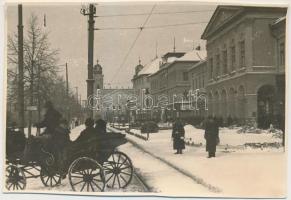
top-left (81, 4), bottom-right (96, 118)
top-left (36, 62), bottom-right (41, 136)
top-left (65, 62), bottom-right (70, 121)
top-left (17, 4), bottom-right (24, 133)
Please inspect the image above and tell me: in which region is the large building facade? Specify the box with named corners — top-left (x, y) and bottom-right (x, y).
top-left (149, 50), bottom-right (206, 121)
top-left (202, 6), bottom-right (286, 128)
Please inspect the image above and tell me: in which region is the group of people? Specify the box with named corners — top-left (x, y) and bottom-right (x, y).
top-left (171, 116), bottom-right (220, 158)
top-left (33, 101), bottom-right (107, 175)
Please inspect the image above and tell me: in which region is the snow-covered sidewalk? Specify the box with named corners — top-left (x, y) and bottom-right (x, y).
top-left (110, 125), bottom-right (286, 198)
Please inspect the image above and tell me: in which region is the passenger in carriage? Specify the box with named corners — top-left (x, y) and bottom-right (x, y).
top-left (75, 118), bottom-right (96, 143)
top-left (94, 114), bottom-right (107, 135)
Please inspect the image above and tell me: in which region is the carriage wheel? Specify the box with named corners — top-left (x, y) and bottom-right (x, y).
top-left (68, 157), bottom-right (105, 192)
top-left (40, 166), bottom-right (61, 187)
top-left (5, 165), bottom-right (26, 191)
top-left (103, 151), bottom-right (133, 189)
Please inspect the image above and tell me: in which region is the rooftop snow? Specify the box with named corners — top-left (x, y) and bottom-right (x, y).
top-left (176, 49), bottom-right (207, 61)
top-left (138, 57), bottom-right (162, 75)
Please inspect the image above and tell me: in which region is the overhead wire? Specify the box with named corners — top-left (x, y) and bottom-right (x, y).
top-left (95, 21), bottom-right (209, 31)
top-left (110, 4), bottom-right (157, 83)
top-left (96, 9), bottom-right (214, 17)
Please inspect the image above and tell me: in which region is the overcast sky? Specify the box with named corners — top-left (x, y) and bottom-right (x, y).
top-left (6, 2), bottom-right (216, 100)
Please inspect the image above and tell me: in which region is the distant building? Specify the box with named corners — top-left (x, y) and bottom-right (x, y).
top-left (149, 50), bottom-right (206, 122)
top-left (131, 57), bottom-right (162, 122)
top-left (98, 88), bottom-right (134, 123)
top-left (201, 6), bottom-right (286, 128)
top-left (188, 60), bottom-right (207, 120)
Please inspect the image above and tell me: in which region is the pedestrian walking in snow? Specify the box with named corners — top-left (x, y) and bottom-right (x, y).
top-left (172, 118), bottom-right (185, 154)
top-left (204, 116), bottom-right (219, 158)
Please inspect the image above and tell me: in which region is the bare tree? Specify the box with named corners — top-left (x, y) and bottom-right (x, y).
top-left (7, 14), bottom-right (59, 132)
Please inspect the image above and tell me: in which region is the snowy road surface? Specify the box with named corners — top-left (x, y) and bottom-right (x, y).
top-left (19, 124), bottom-right (286, 198)
top-left (109, 125), bottom-right (286, 198)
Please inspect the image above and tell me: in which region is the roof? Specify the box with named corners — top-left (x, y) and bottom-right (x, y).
top-left (188, 60), bottom-right (207, 71)
top-left (176, 49), bottom-right (207, 61)
top-left (162, 52), bottom-right (185, 60)
top-left (138, 57), bottom-right (162, 75)
top-left (271, 16), bottom-right (286, 27)
top-left (201, 6), bottom-right (287, 39)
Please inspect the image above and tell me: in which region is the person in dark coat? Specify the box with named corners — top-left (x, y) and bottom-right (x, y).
top-left (204, 116), bottom-right (219, 158)
top-left (75, 118), bottom-right (96, 143)
top-left (36, 101), bottom-right (62, 136)
top-left (94, 114), bottom-right (107, 135)
top-left (172, 118), bottom-right (185, 154)
top-left (53, 119), bottom-right (71, 177)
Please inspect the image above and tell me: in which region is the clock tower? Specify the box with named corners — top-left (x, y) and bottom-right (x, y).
top-left (93, 60), bottom-right (104, 91)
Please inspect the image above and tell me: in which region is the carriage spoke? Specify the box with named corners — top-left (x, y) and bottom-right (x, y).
top-left (120, 171), bottom-right (131, 176)
top-left (117, 154), bottom-right (121, 167)
top-left (105, 173), bottom-right (114, 184)
top-left (119, 174), bottom-right (127, 184)
top-left (91, 172), bottom-right (100, 177)
top-left (119, 165), bottom-right (131, 170)
top-left (16, 182), bottom-right (23, 189)
top-left (117, 174), bottom-right (121, 188)
top-left (111, 155), bottom-right (117, 168)
top-left (89, 182), bottom-right (95, 192)
top-left (107, 161), bottom-right (116, 169)
top-left (72, 180), bottom-right (84, 186)
top-left (118, 157), bottom-right (128, 168)
top-left (111, 174), bottom-right (117, 188)
top-left (80, 182), bottom-right (86, 192)
top-left (45, 176), bottom-right (50, 185)
top-left (92, 179), bottom-right (102, 191)
top-left (50, 177), bottom-right (53, 186)
top-left (52, 176), bottom-right (58, 185)
top-left (93, 178), bottom-right (103, 182)
top-left (86, 182), bottom-right (89, 192)
top-left (7, 183), bottom-right (13, 190)
top-left (70, 175), bottom-right (83, 179)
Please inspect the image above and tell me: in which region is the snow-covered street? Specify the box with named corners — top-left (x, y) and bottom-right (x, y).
top-left (18, 124), bottom-right (286, 198)
top-left (109, 125), bottom-right (286, 198)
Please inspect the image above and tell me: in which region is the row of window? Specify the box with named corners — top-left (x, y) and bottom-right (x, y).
top-left (209, 40), bottom-right (246, 79)
top-left (191, 73), bottom-right (205, 90)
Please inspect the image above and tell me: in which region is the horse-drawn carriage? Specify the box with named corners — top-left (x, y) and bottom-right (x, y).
top-left (5, 128), bottom-right (133, 192)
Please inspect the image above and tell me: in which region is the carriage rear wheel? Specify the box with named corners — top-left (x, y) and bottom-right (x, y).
top-left (68, 157), bottom-right (105, 192)
top-left (40, 166), bottom-right (62, 187)
top-left (103, 151), bottom-right (133, 189)
top-left (5, 165), bottom-right (26, 191)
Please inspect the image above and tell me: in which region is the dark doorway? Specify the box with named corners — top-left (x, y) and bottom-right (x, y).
top-left (257, 85), bottom-right (275, 129)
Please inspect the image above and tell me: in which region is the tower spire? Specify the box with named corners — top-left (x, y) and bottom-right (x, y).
top-left (173, 37), bottom-right (176, 52)
top-left (138, 56), bottom-right (141, 65)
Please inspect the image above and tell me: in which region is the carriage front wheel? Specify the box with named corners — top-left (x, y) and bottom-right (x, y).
top-left (103, 151), bottom-right (133, 189)
top-left (5, 165), bottom-right (26, 191)
top-left (68, 157), bottom-right (105, 192)
top-left (40, 166), bottom-right (62, 187)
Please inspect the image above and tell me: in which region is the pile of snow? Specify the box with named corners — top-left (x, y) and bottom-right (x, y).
top-left (183, 124), bottom-right (282, 148)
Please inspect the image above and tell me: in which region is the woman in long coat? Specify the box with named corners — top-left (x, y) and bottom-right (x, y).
top-left (204, 116), bottom-right (219, 158)
top-left (172, 119), bottom-right (185, 154)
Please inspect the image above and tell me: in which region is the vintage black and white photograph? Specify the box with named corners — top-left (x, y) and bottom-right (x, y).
top-left (3, 0), bottom-right (288, 198)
